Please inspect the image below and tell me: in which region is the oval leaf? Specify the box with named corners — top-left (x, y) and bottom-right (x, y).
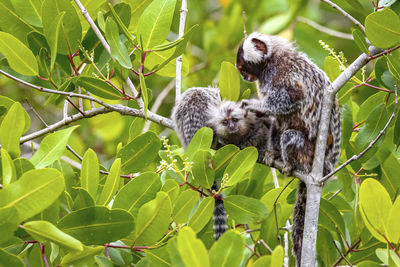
top-left (134, 192), bottom-right (172, 246)
top-left (186, 127), bottom-right (213, 161)
top-left (365, 9), bottom-right (400, 49)
top-left (219, 61), bottom-right (240, 101)
top-left (192, 150), bottom-right (215, 189)
top-left (105, 17), bottom-right (132, 69)
top-left (97, 158), bottom-right (121, 206)
top-left (0, 102), bottom-right (25, 158)
top-left (0, 31), bottom-right (38, 76)
top-left (173, 190), bottom-right (199, 224)
top-left (74, 76), bottom-right (122, 100)
top-left (359, 178), bottom-right (392, 242)
top-left (30, 126), bottom-right (79, 169)
top-left (23, 220), bottom-right (83, 251)
top-left (188, 197), bottom-right (214, 233)
top-left (352, 28), bottom-right (369, 55)
top-left (0, 168), bottom-right (65, 222)
top-left (58, 206), bottom-right (134, 245)
top-left (224, 195), bottom-right (268, 224)
top-left (177, 227), bottom-right (210, 267)
top-left (224, 147), bottom-right (258, 186)
top-left (137, 0), bottom-right (177, 50)
top-left (209, 230), bottom-right (245, 267)
top-left (113, 172), bottom-right (161, 218)
top-left (1, 148), bottom-right (16, 186)
top-left (117, 132), bottom-right (161, 174)
top-left (0, 248), bottom-right (24, 267)
top-left (80, 149), bottom-right (99, 200)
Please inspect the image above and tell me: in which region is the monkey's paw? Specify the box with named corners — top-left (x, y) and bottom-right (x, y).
top-left (263, 150), bottom-right (280, 166)
top-left (282, 163), bottom-right (294, 177)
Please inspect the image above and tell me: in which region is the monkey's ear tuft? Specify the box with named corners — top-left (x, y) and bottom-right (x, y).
top-left (251, 38), bottom-right (268, 56)
top-left (242, 32), bottom-right (271, 63)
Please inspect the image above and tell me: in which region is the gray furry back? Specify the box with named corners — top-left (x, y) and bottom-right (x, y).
top-left (171, 87), bottom-right (221, 148)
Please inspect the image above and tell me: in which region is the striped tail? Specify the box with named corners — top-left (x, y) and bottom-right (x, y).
top-left (324, 100), bottom-right (341, 175)
top-left (292, 182), bottom-right (307, 267)
top-left (213, 195), bottom-right (227, 240)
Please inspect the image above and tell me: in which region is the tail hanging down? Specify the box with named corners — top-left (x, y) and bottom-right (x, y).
top-left (213, 194), bottom-right (227, 240)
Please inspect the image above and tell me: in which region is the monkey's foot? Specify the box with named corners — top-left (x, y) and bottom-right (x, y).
top-left (282, 163), bottom-right (295, 177)
top-left (263, 150), bottom-right (280, 166)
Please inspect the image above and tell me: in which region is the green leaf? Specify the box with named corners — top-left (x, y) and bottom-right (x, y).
top-left (139, 73), bottom-right (149, 118)
top-left (23, 220), bottom-right (84, 251)
top-left (58, 206), bottom-right (134, 245)
top-left (0, 102), bottom-right (25, 158)
top-left (30, 126), bottom-right (79, 169)
top-left (188, 197), bottom-right (214, 233)
top-left (365, 8), bottom-right (400, 49)
top-left (224, 147), bottom-right (258, 186)
top-left (386, 49), bottom-right (400, 81)
top-left (46, 11), bottom-right (65, 70)
top-left (212, 144), bottom-right (240, 177)
top-left (354, 103), bottom-right (388, 161)
top-left (172, 190), bottom-right (199, 224)
top-left (320, 199), bottom-right (346, 238)
top-left (1, 149), bottom-right (16, 186)
top-left (60, 246), bottom-right (104, 266)
top-left (113, 172), bottom-right (161, 218)
top-left (359, 178), bottom-right (392, 242)
top-left (352, 28), bottom-right (369, 54)
top-left (10, 0), bottom-right (42, 27)
top-left (108, 3), bottom-right (135, 44)
top-left (151, 25), bottom-right (198, 73)
top-left (219, 61), bottom-right (240, 101)
top-left (0, 248), bottom-right (24, 267)
top-left (97, 158), bottom-right (121, 206)
top-left (13, 158), bottom-right (35, 179)
top-left (137, 0), bottom-right (177, 50)
top-left (128, 117), bottom-right (146, 141)
top-left (0, 96), bottom-right (30, 133)
top-left (72, 188), bottom-right (95, 211)
top-left (74, 76), bottom-right (123, 100)
top-left (0, 31), bottom-right (38, 76)
top-left (161, 179), bottom-right (180, 203)
top-left (0, 168), bottom-right (65, 222)
top-left (146, 245), bottom-right (172, 267)
top-left (42, 0), bottom-right (82, 55)
top-left (0, 206), bottom-right (18, 244)
top-left (118, 132), bottom-right (161, 174)
top-left (381, 154), bottom-right (400, 200)
top-left (177, 227), bottom-right (209, 267)
top-left (186, 127), bottom-right (214, 161)
top-left (134, 192), bottom-right (172, 246)
top-left (209, 230), bottom-right (245, 267)
top-left (145, 49), bottom-right (190, 77)
top-left (192, 150), bottom-right (215, 189)
top-left (105, 17), bottom-right (132, 69)
top-left (80, 149), bottom-right (99, 200)
top-left (271, 245), bottom-right (284, 267)
top-left (224, 195), bottom-right (268, 224)
top-left (324, 56), bottom-right (341, 82)
top-left (0, 0), bottom-right (40, 43)
top-left (387, 196), bottom-right (400, 244)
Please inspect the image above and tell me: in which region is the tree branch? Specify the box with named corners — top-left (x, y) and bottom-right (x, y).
top-left (320, 0), bottom-right (365, 32)
top-left (321, 88), bottom-right (398, 183)
top-left (175, 0), bottom-right (188, 100)
top-left (73, 0), bottom-right (142, 107)
top-left (296, 17), bottom-right (353, 40)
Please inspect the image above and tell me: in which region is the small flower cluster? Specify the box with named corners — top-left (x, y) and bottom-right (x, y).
top-left (319, 40), bottom-right (347, 71)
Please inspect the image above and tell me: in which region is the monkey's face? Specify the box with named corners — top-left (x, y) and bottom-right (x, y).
top-left (215, 109), bottom-right (249, 137)
top-left (236, 43), bottom-right (262, 82)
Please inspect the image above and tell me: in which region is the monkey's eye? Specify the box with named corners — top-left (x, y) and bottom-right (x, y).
top-left (222, 120), bottom-right (228, 126)
top-left (232, 118), bottom-right (239, 122)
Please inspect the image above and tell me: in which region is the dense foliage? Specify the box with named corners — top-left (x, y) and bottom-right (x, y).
top-left (0, 0), bottom-right (400, 266)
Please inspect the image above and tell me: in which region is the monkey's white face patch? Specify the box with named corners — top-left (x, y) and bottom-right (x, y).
top-left (242, 32), bottom-right (272, 63)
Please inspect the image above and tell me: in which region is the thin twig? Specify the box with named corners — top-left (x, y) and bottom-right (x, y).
top-left (297, 17), bottom-right (353, 40)
top-left (321, 88), bottom-right (398, 183)
top-left (333, 241), bottom-right (353, 266)
top-left (258, 239), bottom-right (273, 254)
top-left (63, 100), bottom-right (69, 119)
top-left (175, 0), bottom-right (188, 100)
top-left (242, 11), bottom-right (248, 38)
top-left (368, 45), bottom-right (400, 61)
top-left (332, 238), bottom-right (361, 266)
top-left (320, 0), bottom-right (365, 32)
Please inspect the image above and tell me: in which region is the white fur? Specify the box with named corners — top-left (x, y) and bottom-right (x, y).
top-left (242, 32), bottom-right (272, 63)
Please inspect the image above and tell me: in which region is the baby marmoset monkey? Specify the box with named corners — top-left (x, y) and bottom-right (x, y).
top-left (172, 87), bottom-right (279, 240)
top-left (236, 32), bottom-right (341, 266)
top-left (207, 99), bottom-right (280, 163)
